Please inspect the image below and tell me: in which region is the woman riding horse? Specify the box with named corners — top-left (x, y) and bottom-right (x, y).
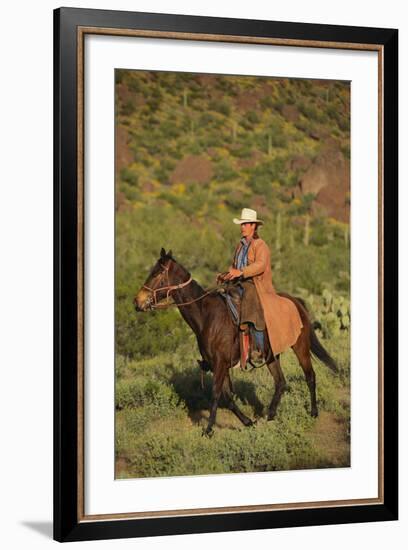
top-left (219, 208), bottom-right (303, 369)
top-left (134, 208), bottom-right (337, 434)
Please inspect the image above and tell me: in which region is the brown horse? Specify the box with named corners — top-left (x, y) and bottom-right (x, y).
top-left (134, 248), bottom-right (337, 436)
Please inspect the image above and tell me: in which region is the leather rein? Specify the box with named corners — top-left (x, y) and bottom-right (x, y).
top-left (142, 262), bottom-right (225, 310)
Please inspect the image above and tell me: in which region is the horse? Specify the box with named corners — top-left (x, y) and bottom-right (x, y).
top-left (133, 248), bottom-right (337, 436)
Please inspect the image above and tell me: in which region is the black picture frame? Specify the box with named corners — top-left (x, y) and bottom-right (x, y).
top-left (54, 7), bottom-right (398, 542)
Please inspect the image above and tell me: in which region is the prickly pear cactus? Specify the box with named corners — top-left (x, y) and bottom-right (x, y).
top-left (297, 287), bottom-right (350, 339)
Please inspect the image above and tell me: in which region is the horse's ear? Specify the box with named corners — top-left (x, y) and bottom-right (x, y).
top-left (160, 247), bottom-right (166, 258)
top-left (168, 249), bottom-right (173, 258)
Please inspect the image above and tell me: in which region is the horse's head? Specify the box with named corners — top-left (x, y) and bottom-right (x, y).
top-left (133, 247), bottom-right (179, 312)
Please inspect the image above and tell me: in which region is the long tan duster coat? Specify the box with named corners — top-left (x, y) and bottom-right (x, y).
top-left (232, 237), bottom-right (303, 355)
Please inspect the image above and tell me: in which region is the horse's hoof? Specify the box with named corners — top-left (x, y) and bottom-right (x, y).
top-left (202, 427), bottom-right (214, 438)
top-left (245, 419), bottom-right (256, 428)
top-left (267, 412), bottom-right (276, 421)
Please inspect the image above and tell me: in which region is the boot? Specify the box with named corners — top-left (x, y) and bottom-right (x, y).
top-left (249, 329), bottom-right (265, 366)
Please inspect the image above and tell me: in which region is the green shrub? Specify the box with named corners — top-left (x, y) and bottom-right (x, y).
top-left (116, 378), bottom-right (181, 412)
top-left (215, 158), bottom-right (238, 182)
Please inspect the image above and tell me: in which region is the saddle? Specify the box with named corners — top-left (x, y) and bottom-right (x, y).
top-left (218, 282), bottom-right (266, 369)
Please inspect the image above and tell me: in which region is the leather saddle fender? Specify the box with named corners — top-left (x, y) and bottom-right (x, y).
top-left (218, 283), bottom-right (242, 326)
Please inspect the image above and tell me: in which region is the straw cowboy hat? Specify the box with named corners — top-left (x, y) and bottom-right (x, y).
top-left (233, 208), bottom-right (264, 225)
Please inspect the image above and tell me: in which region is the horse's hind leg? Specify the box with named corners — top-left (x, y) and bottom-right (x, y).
top-left (266, 356), bottom-right (288, 420)
top-left (223, 372), bottom-right (254, 427)
top-left (292, 335), bottom-right (318, 417)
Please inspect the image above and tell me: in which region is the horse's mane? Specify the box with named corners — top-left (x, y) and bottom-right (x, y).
top-left (153, 249), bottom-right (225, 301)
top-left (165, 252), bottom-right (206, 295)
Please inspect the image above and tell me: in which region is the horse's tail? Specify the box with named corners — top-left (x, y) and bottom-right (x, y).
top-left (284, 294), bottom-right (338, 374)
top-left (309, 324), bottom-right (338, 373)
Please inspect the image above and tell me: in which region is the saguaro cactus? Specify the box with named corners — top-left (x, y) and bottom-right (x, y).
top-left (232, 120), bottom-right (238, 142)
top-left (344, 225), bottom-right (349, 247)
top-left (289, 227), bottom-right (295, 249)
top-left (303, 214), bottom-right (310, 246)
top-left (275, 211), bottom-right (282, 252)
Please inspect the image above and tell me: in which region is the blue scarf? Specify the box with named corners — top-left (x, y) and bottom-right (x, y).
top-left (236, 237), bottom-right (251, 271)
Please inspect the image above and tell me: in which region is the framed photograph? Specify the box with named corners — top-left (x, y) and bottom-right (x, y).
top-left (54, 7), bottom-right (398, 542)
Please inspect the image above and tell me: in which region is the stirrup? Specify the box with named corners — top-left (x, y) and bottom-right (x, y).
top-left (248, 350), bottom-right (266, 368)
top-left (239, 331), bottom-right (250, 370)
top-left (250, 349), bottom-right (264, 362)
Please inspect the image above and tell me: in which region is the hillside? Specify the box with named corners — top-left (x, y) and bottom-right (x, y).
top-left (114, 69), bottom-right (351, 361)
top-left (115, 70), bottom-right (350, 223)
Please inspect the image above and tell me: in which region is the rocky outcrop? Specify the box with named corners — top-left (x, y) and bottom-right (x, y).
top-left (298, 142), bottom-right (350, 223)
top-left (170, 155), bottom-right (213, 185)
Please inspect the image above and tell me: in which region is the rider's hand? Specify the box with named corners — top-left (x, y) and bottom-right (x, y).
top-left (216, 272), bottom-right (228, 284)
top-left (223, 268), bottom-right (243, 281)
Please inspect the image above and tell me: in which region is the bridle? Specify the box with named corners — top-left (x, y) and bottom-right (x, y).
top-left (141, 261), bottom-right (224, 309)
top-left (142, 262), bottom-right (193, 309)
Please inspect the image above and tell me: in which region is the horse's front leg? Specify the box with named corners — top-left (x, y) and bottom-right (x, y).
top-left (204, 386), bottom-right (221, 437)
top-left (204, 363), bottom-right (225, 436)
top-left (223, 373), bottom-right (254, 427)
top-left (266, 356), bottom-right (288, 420)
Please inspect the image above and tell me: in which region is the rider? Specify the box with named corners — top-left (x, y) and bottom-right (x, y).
top-left (219, 208), bottom-right (267, 367)
top-left (218, 207), bottom-right (303, 369)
